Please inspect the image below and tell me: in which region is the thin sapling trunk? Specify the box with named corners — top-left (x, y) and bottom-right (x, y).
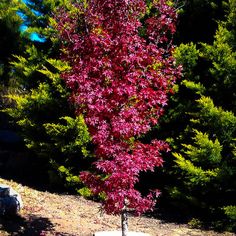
top-left (121, 210), bottom-right (128, 236)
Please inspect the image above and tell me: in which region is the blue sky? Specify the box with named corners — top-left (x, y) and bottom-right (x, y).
top-left (19, 0), bottom-right (46, 42)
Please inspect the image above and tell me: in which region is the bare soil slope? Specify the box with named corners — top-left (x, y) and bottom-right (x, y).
top-left (0, 178), bottom-right (234, 236)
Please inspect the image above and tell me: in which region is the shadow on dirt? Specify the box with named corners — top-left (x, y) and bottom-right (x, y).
top-left (0, 214), bottom-right (54, 235)
top-left (0, 214), bottom-right (75, 236)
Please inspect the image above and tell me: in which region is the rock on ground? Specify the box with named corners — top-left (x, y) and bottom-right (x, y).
top-left (0, 184), bottom-right (23, 216)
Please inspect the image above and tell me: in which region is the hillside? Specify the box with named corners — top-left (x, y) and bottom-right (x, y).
top-left (0, 178), bottom-right (234, 236)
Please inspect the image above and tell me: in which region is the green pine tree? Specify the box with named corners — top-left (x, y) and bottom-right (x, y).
top-left (3, 0), bottom-right (93, 192)
top-left (156, 0), bottom-right (236, 230)
top-left (0, 0), bottom-right (26, 130)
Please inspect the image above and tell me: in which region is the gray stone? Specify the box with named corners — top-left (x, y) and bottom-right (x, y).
top-left (0, 184), bottom-right (23, 216)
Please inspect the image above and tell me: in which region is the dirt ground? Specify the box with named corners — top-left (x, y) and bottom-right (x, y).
top-left (0, 178), bottom-right (235, 236)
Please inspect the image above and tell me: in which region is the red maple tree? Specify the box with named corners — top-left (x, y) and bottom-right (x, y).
top-left (57, 0), bottom-right (181, 233)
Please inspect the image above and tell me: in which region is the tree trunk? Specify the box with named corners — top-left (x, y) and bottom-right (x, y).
top-left (121, 210), bottom-right (128, 236)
